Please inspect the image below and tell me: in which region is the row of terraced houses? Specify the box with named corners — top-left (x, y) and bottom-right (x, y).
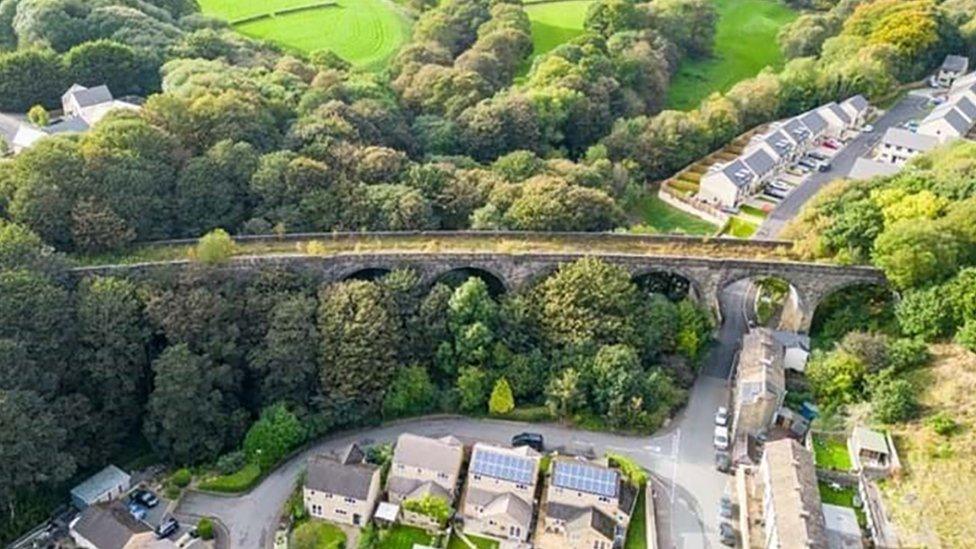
top-left (302, 434), bottom-right (639, 548)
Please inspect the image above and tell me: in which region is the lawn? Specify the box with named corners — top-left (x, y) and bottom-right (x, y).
top-left (447, 532), bottom-right (499, 549)
top-left (665, 0), bottom-right (796, 110)
top-left (624, 487), bottom-right (647, 549)
top-left (812, 434), bottom-right (852, 471)
top-left (379, 524), bottom-right (436, 549)
top-left (197, 0), bottom-right (412, 69)
top-left (818, 482), bottom-right (866, 527)
top-left (290, 521), bottom-right (346, 549)
top-left (524, 0), bottom-right (593, 57)
top-left (198, 462), bottom-right (263, 492)
top-left (723, 216), bottom-right (758, 238)
top-left (628, 194), bottom-right (718, 235)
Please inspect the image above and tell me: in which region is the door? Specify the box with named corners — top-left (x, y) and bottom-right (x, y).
top-left (354, 514), bottom-right (361, 526)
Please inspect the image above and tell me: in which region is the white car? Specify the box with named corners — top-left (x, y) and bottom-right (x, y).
top-left (714, 426), bottom-right (730, 451)
top-left (714, 406), bottom-right (730, 426)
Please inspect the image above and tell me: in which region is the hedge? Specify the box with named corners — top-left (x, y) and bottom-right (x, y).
top-left (198, 462), bottom-right (263, 493)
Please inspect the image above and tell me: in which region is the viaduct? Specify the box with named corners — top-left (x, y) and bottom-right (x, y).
top-left (73, 232), bottom-right (888, 332)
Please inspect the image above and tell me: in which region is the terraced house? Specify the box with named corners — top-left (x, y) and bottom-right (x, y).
top-left (538, 457), bottom-right (637, 549)
top-left (387, 433), bottom-right (465, 528)
top-left (460, 443), bottom-right (541, 542)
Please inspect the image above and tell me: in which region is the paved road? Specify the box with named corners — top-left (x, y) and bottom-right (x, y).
top-left (754, 93), bottom-right (930, 238)
top-left (177, 283), bottom-right (753, 549)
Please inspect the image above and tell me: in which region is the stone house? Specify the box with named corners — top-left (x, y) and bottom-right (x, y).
top-left (460, 443), bottom-right (541, 542)
top-left (304, 444), bottom-right (381, 528)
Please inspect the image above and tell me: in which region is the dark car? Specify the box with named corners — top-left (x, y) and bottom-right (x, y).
top-left (156, 518), bottom-right (179, 539)
top-left (130, 489), bottom-right (159, 508)
top-left (719, 495), bottom-right (734, 519)
top-left (715, 452), bottom-right (732, 474)
top-left (511, 432), bottom-right (544, 452)
top-left (719, 522), bottom-right (736, 546)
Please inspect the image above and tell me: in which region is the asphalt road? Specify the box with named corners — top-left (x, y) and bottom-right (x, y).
top-left (177, 284), bottom-right (754, 549)
top-left (754, 93), bottom-right (931, 238)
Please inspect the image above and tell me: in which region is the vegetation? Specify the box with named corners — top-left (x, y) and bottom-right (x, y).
top-left (291, 520), bottom-right (346, 549)
top-left (665, 0), bottom-right (797, 110)
top-left (812, 434), bottom-right (852, 471)
top-left (488, 378), bottom-right (515, 415)
top-left (627, 194), bottom-right (717, 235)
top-left (624, 487), bottom-right (647, 549)
top-left (817, 482), bottom-right (866, 527)
top-left (377, 524), bottom-right (436, 549)
top-left (198, 462), bottom-right (263, 492)
top-left (196, 518), bottom-right (215, 540)
top-left (402, 494), bottom-right (452, 527)
top-left (193, 228), bottom-right (236, 264)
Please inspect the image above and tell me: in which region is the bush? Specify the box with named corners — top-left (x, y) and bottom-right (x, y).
top-left (382, 364), bottom-right (436, 419)
top-left (243, 403), bottom-right (306, 471)
top-left (887, 337), bottom-right (930, 372)
top-left (215, 451), bottom-right (247, 475)
top-left (27, 105), bottom-right (48, 127)
top-left (198, 462), bottom-right (262, 493)
top-left (927, 412), bottom-right (959, 436)
top-left (402, 494), bottom-right (452, 527)
top-left (488, 377), bottom-right (515, 415)
top-left (869, 374), bottom-right (918, 424)
top-left (171, 468), bottom-right (192, 488)
top-left (196, 518), bottom-right (214, 540)
top-left (193, 228), bottom-right (236, 264)
top-left (607, 452), bottom-right (647, 486)
top-left (955, 319), bottom-right (976, 352)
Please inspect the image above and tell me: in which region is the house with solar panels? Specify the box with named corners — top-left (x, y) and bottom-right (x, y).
top-left (538, 457), bottom-right (637, 549)
top-left (460, 442), bottom-right (541, 542)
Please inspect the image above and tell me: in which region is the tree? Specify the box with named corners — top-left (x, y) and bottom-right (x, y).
top-left (249, 295), bottom-right (319, 409)
top-left (0, 269), bottom-right (73, 370)
top-left (175, 140), bottom-right (259, 237)
top-left (873, 219), bottom-right (960, 289)
top-left (402, 494), bottom-right (452, 527)
top-left (193, 229), bottom-right (236, 264)
top-left (243, 403), bottom-right (306, 471)
top-left (806, 349), bottom-right (867, 408)
top-left (27, 105), bottom-right (48, 127)
top-left (143, 344), bottom-right (246, 464)
top-left (63, 39), bottom-right (159, 96)
top-left (382, 365), bottom-right (436, 419)
top-left (488, 377), bottom-right (515, 415)
top-left (868, 371), bottom-right (918, 423)
top-left (546, 368), bottom-right (583, 420)
top-left (318, 280), bottom-right (401, 423)
top-left (651, 0), bottom-right (718, 57)
top-left (457, 366), bottom-right (489, 413)
top-left (0, 49), bottom-right (66, 111)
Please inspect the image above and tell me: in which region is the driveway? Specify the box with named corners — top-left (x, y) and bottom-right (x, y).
top-left (177, 284), bottom-right (753, 549)
top-left (754, 93), bottom-right (930, 238)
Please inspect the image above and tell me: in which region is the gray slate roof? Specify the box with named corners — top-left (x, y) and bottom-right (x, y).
top-left (72, 504), bottom-right (146, 549)
top-left (944, 107), bottom-right (972, 134)
top-left (823, 102), bottom-right (851, 125)
top-left (942, 54), bottom-right (969, 72)
top-left (743, 148), bottom-right (776, 177)
top-left (782, 118), bottom-right (810, 141)
top-left (392, 433), bottom-right (463, 476)
top-left (568, 507), bottom-right (617, 540)
top-left (339, 443), bottom-right (365, 465)
top-left (762, 130), bottom-right (795, 157)
top-left (799, 110), bottom-right (828, 134)
top-left (955, 96), bottom-right (976, 121)
top-left (843, 94), bottom-right (869, 113)
top-left (71, 465), bottom-right (130, 505)
top-left (483, 492), bottom-right (532, 525)
top-left (883, 127), bottom-right (938, 151)
top-left (65, 84), bottom-right (114, 108)
top-left (720, 159), bottom-right (755, 188)
top-left (306, 452), bottom-right (378, 500)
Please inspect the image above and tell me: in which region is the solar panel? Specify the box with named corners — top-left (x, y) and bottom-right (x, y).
top-left (552, 461), bottom-right (619, 497)
top-left (471, 449), bottom-right (535, 484)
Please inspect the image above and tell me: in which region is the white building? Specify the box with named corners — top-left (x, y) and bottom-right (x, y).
top-left (936, 55), bottom-right (969, 87)
top-left (878, 127), bottom-right (938, 165)
top-left (840, 95), bottom-right (870, 127)
top-left (71, 465), bottom-right (131, 510)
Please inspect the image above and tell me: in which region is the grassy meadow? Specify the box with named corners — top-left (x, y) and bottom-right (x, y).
top-left (198, 0), bottom-right (412, 69)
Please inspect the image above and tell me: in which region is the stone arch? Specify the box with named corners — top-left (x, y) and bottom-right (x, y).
top-left (430, 266), bottom-right (509, 296)
top-left (339, 267), bottom-right (393, 282)
top-left (809, 280), bottom-right (897, 336)
top-left (717, 270), bottom-right (810, 332)
top-left (631, 268), bottom-right (702, 302)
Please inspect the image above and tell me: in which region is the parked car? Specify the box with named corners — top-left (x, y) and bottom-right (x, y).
top-left (715, 452), bottom-right (732, 473)
top-left (156, 518), bottom-right (179, 539)
top-left (130, 489), bottom-right (159, 508)
top-left (824, 138), bottom-right (842, 149)
top-left (719, 522), bottom-right (736, 546)
top-left (807, 151), bottom-right (828, 161)
top-left (713, 426), bottom-right (730, 451)
top-left (511, 432), bottom-right (544, 452)
top-left (714, 407), bottom-right (729, 426)
top-left (764, 188), bottom-right (787, 199)
top-left (719, 496), bottom-right (734, 519)
top-left (768, 181), bottom-right (790, 192)
top-left (862, 124), bottom-right (875, 133)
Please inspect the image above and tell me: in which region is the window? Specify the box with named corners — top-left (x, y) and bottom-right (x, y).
top-left (336, 509), bottom-right (347, 515)
top-left (438, 473), bottom-right (448, 479)
top-left (345, 497), bottom-right (356, 504)
top-left (473, 474), bottom-right (482, 481)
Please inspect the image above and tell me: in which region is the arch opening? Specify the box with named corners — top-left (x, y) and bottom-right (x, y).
top-left (433, 267), bottom-right (507, 297)
top-left (810, 282), bottom-right (897, 345)
top-left (342, 268), bottom-right (393, 282)
top-left (720, 275), bottom-right (807, 333)
top-left (633, 270), bottom-right (697, 302)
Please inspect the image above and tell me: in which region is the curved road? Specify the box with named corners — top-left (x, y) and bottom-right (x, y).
top-left (177, 282), bottom-right (752, 549)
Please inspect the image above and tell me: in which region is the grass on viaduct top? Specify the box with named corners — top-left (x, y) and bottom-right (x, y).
top-left (73, 232), bottom-right (809, 267)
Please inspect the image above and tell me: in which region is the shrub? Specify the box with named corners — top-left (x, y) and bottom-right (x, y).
top-left (215, 451), bottom-right (247, 475)
top-left (193, 228), bottom-right (236, 264)
top-left (196, 518), bottom-right (214, 540)
top-left (488, 377), bottom-right (515, 415)
top-left (887, 337), bottom-right (930, 372)
top-left (402, 494), bottom-right (452, 527)
top-left (869, 374), bottom-right (918, 423)
top-left (927, 412), bottom-right (959, 436)
top-left (171, 468), bottom-right (192, 488)
top-left (607, 452), bottom-right (647, 486)
top-left (27, 105), bottom-right (48, 126)
top-left (198, 462), bottom-right (262, 493)
top-left (955, 319), bottom-right (976, 353)
top-left (382, 364), bottom-right (436, 419)
top-left (243, 403), bottom-right (306, 471)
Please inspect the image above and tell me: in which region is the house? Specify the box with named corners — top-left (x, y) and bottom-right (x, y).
top-left (732, 329), bottom-right (787, 449)
top-left (754, 129), bottom-right (798, 164)
top-left (822, 503), bottom-right (863, 549)
top-left (815, 102), bottom-right (852, 138)
top-left (840, 95), bottom-right (870, 127)
top-left (538, 457), bottom-right (638, 549)
top-left (71, 465), bottom-right (131, 510)
top-left (781, 117), bottom-right (812, 148)
top-left (848, 157), bottom-right (901, 181)
top-left (798, 110), bottom-right (829, 141)
top-left (460, 443), bottom-right (541, 542)
top-left (937, 55), bottom-right (969, 87)
top-left (771, 331), bottom-right (810, 373)
top-left (758, 439), bottom-right (829, 549)
top-left (387, 433), bottom-right (464, 528)
top-left (878, 128), bottom-right (938, 165)
top-left (9, 84), bottom-right (139, 153)
top-left (917, 105), bottom-right (973, 143)
top-left (69, 501), bottom-right (201, 549)
top-left (742, 148), bottom-right (777, 186)
top-left (848, 426), bottom-right (899, 476)
top-left (699, 159), bottom-right (759, 208)
top-left (304, 444), bottom-right (382, 527)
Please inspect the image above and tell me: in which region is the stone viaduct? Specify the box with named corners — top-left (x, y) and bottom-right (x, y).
top-left (77, 243), bottom-right (887, 333)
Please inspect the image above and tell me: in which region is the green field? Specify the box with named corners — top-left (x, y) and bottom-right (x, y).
top-left (198, 0), bottom-right (412, 69)
top-left (665, 0), bottom-right (796, 110)
top-left (628, 194), bottom-right (718, 236)
top-left (524, 0), bottom-right (593, 57)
